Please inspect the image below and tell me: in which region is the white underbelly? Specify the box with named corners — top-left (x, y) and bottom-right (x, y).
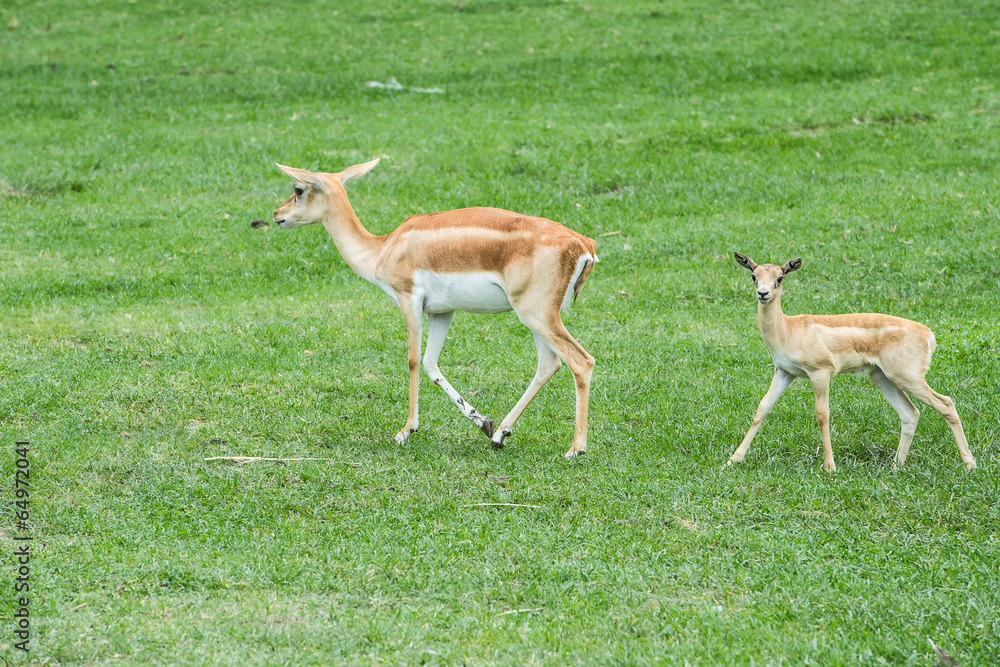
top-left (771, 348), bottom-right (877, 378)
top-left (414, 270), bottom-right (513, 314)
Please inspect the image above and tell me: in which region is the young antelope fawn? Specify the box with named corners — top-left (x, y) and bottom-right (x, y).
top-left (729, 252), bottom-right (976, 472)
top-left (271, 159), bottom-right (597, 458)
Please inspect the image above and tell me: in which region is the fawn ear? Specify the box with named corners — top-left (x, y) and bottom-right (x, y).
top-left (338, 157), bottom-right (380, 184)
top-left (275, 164), bottom-right (324, 191)
top-left (782, 258), bottom-right (803, 274)
top-left (734, 252), bottom-right (758, 271)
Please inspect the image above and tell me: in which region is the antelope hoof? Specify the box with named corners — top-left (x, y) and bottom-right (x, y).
top-left (479, 419), bottom-right (496, 439)
top-left (563, 448), bottom-right (586, 459)
top-left (394, 427), bottom-right (417, 444)
top-left (491, 429), bottom-right (512, 449)
top-left (964, 460), bottom-right (977, 471)
top-left (823, 461), bottom-right (837, 473)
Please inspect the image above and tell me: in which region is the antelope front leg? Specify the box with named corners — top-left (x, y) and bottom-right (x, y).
top-left (808, 371), bottom-right (836, 472)
top-left (727, 368), bottom-right (794, 467)
top-left (394, 296), bottom-right (422, 444)
top-left (423, 311), bottom-right (495, 438)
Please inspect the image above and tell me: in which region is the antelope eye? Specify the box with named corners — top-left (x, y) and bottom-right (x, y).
top-left (776, 276), bottom-right (783, 284)
top-left (294, 186), bottom-right (304, 197)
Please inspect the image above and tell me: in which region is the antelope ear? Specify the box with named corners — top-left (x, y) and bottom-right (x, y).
top-left (339, 157), bottom-right (381, 184)
top-left (734, 252), bottom-right (758, 271)
top-left (275, 163), bottom-right (324, 191)
top-left (782, 258), bottom-right (803, 274)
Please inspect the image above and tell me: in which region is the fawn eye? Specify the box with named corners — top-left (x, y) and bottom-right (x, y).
top-left (777, 276), bottom-right (783, 284)
top-left (294, 186), bottom-right (304, 197)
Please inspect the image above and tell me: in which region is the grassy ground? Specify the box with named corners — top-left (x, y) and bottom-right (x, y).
top-left (2, 0), bottom-right (999, 664)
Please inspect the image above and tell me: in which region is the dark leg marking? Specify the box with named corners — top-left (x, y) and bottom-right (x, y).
top-left (457, 397), bottom-right (465, 407)
top-left (480, 419), bottom-right (496, 438)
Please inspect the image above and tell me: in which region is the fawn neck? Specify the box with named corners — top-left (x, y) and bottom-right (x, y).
top-left (757, 292), bottom-right (790, 344)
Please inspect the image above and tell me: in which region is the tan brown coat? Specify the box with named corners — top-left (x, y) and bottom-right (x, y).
top-left (272, 159), bottom-right (597, 457)
top-left (729, 252), bottom-right (975, 471)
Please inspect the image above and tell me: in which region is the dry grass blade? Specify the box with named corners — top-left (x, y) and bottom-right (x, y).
top-left (928, 639), bottom-right (960, 666)
top-left (677, 518), bottom-right (701, 533)
top-left (462, 503), bottom-right (546, 510)
top-left (496, 607), bottom-right (544, 617)
top-left (204, 456), bottom-right (323, 465)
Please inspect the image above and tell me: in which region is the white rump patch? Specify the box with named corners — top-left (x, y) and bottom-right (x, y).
top-left (561, 254), bottom-right (595, 312)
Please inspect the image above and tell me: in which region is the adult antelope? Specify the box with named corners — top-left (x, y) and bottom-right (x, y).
top-left (271, 158), bottom-right (597, 458)
top-left (729, 252), bottom-right (976, 472)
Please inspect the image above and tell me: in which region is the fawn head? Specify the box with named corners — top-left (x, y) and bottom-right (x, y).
top-left (734, 252), bottom-right (802, 304)
top-left (272, 158), bottom-right (380, 229)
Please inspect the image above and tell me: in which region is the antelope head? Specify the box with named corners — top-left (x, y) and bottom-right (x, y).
top-left (272, 158), bottom-right (380, 229)
top-left (734, 252), bottom-right (801, 304)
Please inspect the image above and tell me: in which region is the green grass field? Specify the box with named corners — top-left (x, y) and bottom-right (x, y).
top-left (2, 0), bottom-right (999, 664)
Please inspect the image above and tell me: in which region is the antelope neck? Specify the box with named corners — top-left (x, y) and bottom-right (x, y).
top-left (320, 196), bottom-right (385, 281)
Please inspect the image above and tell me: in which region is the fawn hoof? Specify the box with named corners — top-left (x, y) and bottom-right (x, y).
top-left (479, 419), bottom-right (495, 439)
top-left (394, 427), bottom-right (417, 444)
top-left (823, 461), bottom-right (837, 473)
top-left (964, 460), bottom-right (977, 471)
top-left (563, 448), bottom-right (586, 459)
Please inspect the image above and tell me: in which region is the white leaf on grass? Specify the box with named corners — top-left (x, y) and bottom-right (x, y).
top-left (364, 76), bottom-right (444, 94)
